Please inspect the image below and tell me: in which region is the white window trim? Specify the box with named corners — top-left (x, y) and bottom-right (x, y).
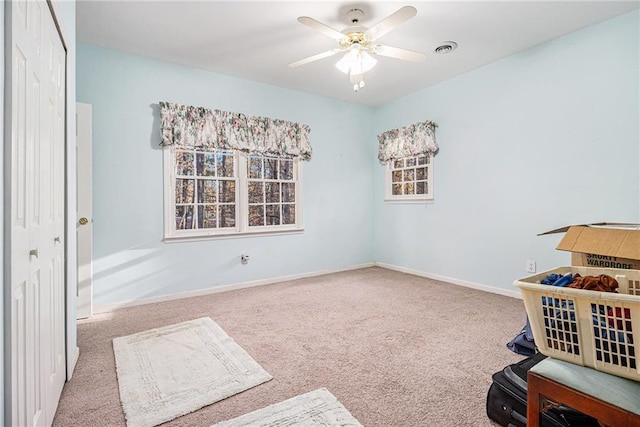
top-left (163, 147), bottom-right (304, 241)
top-left (384, 154), bottom-right (434, 204)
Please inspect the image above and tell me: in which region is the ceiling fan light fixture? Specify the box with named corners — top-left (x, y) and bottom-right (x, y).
top-left (334, 51), bottom-right (352, 74)
top-left (335, 47), bottom-right (376, 92)
top-left (335, 46), bottom-right (377, 75)
top-left (358, 50), bottom-right (377, 73)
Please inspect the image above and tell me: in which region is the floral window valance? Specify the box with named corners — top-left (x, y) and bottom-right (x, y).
top-left (159, 102), bottom-right (312, 160)
top-left (377, 120), bottom-right (438, 163)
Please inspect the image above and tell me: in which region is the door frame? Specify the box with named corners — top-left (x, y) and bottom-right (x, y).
top-left (76, 102), bottom-right (92, 319)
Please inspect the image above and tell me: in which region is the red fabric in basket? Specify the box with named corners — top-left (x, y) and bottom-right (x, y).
top-left (607, 307), bottom-right (632, 331)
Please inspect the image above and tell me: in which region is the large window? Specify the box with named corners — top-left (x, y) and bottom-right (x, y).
top-left (164, 146), bottom-right (302, 240)
top-left (385, 154), bottom-right (434, 203)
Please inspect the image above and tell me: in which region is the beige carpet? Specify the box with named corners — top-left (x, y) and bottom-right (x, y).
top-left (53, 267), bottom-right (525, 426)
top-left (211, 388), bottom-right (362, 426)
top-left (113, 317), bottom-right (272, 427)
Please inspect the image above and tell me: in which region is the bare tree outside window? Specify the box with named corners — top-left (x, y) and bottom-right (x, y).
top-left (385, 154), bottom-right (433, 203)
top-left (166, 148), bottom-right (302, 239)
top-left (174, 148), bottom-right (236, 230)
top-left (247, 156), bottom-right (296, 228)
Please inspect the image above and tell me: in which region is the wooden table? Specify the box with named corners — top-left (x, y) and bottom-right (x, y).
top-left (527, 358), bottom-right (640, 427)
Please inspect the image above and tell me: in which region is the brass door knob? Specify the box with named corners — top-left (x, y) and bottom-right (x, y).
top-left (79, 217), bottom-right (89, 225)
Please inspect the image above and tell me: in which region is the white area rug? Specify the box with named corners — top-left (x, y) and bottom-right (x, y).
top-left (211, 388), bottom-right (363, 427)
top-left (113, 317), bottom-right (272, 427)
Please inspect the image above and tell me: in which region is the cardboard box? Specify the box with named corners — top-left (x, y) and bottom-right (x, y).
top-left (539, 223), bottom-right (640, 270)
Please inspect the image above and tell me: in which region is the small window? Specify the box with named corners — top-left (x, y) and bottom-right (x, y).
top-left (385, 154), bottom-right (433, 203)
top-left (164, 147), bottom-right (303, 240)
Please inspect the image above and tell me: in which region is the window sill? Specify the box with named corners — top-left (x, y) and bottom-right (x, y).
top-left (163, 227), bottom-right (305, 243)
top-left (384, 198), bottom-right (434, 204)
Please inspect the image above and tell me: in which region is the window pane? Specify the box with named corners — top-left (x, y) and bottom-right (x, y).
top-left (265, 204), bottom-right (280, 226)
top-left (393, 159), bottom-right (403, 169)
top-left (197, 180), bottom-right (217, 203)
top-left (416, 182), bottom-right (426, 194)
top-left (196, 152), bottom-right (216, 176)
top-left (176, 179), bottom-right (194, 203)
top-left (248, 181), bottom-right (264, 203)
top-left (175, 151), bottom-right (194, 176)
top-left (417, 155), bottom-right (428, 165)
top-left (279, 160), bottom-right (293, 180)
top-left (265, 182), bottom-right (280, 203)
top-left (264, 158), bottom-right (278, 180)
top-left (403, 182), bottom-right (415, 195)
top-left (197, 205), bottom-right (217, 228)
top-left (406, 157), bottom-right (416, 167)
top-left (248, 156), bottom-right (262, 179)
top-left (218, 152), bottom-right (234, 177)
top-left (219, 205), bottom-right (236, 228)
top-left (392, 171), bottom-right (402, 183)
top-left (403, 169), bottom-right (415, 182)
top-left (175, 205), bottom-right (194, 229)
top-left (220, 180), bottom-right (235, 203)
top-left (248, 205), bottom-right (264, 227)
top-left (416, 167), bottom-right (427, 180)
top-left (392, 183), bottom-right (402, 195)
top-left (282, 204), bottom-right (295, 225)
top-left (281, 183), bottom-right (295, 203)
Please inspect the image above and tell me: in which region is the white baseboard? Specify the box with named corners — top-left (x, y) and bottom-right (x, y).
top-left (93, 261), bottom-right (521, 314)
top-left (93, 262), bottom-right (376, 314)
top-left (375, 262), bottom-right (522, 300)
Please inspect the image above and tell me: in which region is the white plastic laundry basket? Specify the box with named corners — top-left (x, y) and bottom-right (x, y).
top-left (514, 266), bottom-right (640, 381)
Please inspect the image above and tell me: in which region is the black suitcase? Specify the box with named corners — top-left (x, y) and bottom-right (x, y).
top-left (486, 353), bottom-right (600, 427)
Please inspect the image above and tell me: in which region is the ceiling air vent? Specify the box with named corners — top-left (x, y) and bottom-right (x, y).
top-left (433, 41), bottom-right (458, 54)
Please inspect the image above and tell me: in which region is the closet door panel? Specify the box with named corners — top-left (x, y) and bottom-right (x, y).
top-left (8, 1), bottom-right (67, 425)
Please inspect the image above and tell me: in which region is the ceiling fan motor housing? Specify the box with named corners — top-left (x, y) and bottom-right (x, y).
top-left (346, 8), bottom-right (364, 24)
top-left (339, 31), bottom-right (371, 49)
top-left (339, 8), bottom-right (371, 48)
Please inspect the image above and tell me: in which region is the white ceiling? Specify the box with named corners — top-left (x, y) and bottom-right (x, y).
top-left (76, 1), bottom-right (639, 106)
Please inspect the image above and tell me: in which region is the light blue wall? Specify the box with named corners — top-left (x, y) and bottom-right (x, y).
top-left (76, 45), bottom-right (375, 305)
top-left (78, 9), bottom-right (639, 306)
top-left (373, 11), bottom-right (640, 292)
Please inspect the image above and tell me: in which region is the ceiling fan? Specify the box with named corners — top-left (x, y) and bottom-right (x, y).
top-left (289, 6), bottom-right (426, 92)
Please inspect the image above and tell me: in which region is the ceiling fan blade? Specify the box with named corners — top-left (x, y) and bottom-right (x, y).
top-left (289, 49), bottom-right (341, 68)
top-left (367, 6), bottom-right (417, 41)
top-left (297, 16), bottom-right (345, 40)
top-left (372, 45), bottom-right (426, 63)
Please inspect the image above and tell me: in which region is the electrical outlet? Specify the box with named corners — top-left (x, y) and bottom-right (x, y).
top-left (526, 260), bottom-right (536, 273)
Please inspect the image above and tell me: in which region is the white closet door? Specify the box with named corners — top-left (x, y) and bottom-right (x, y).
top-left (43, 2), bottom-right (67, 423)
top-left (8, 1), bottom-right (67, 425)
